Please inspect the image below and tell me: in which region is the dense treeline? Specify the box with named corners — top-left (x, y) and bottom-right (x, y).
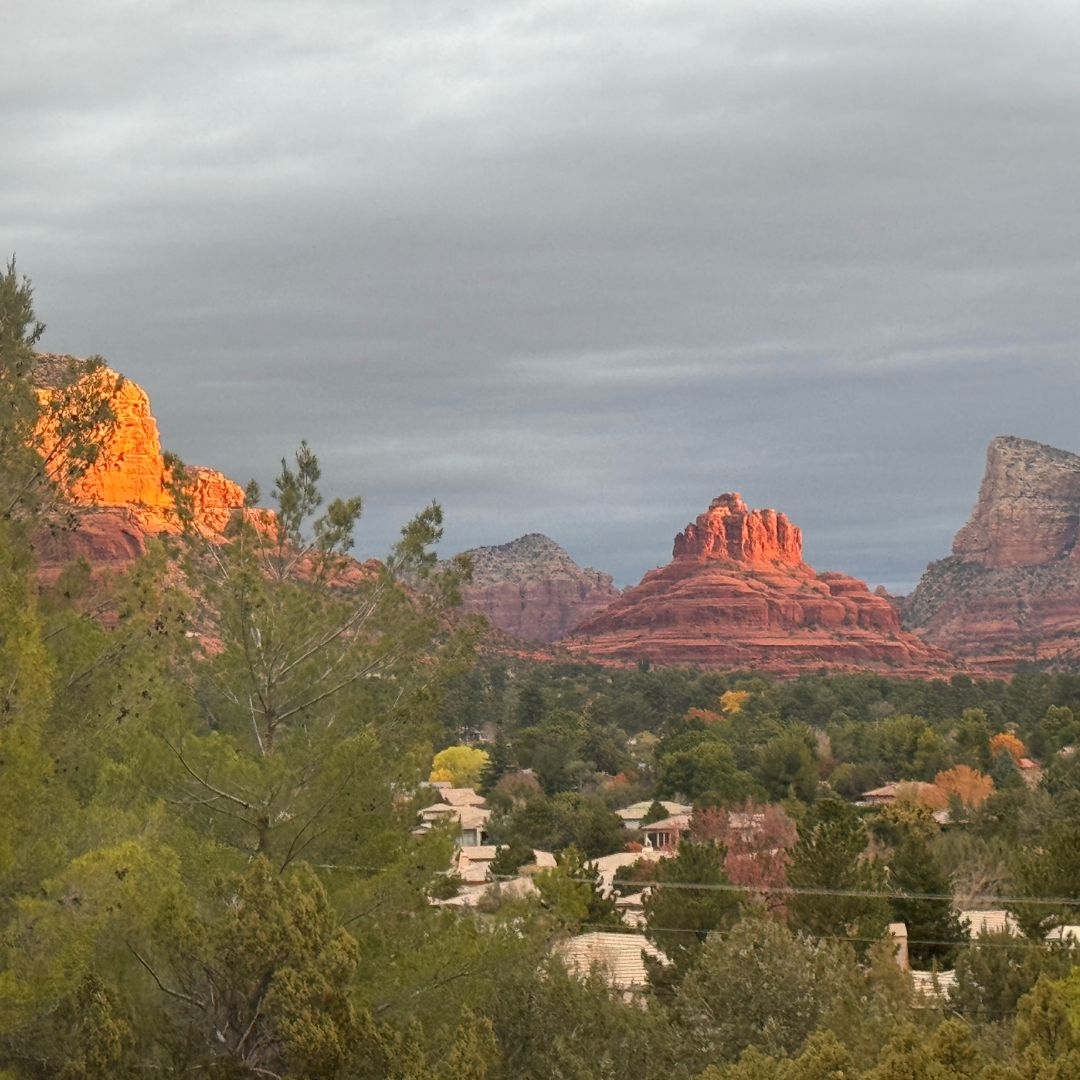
top-left (3, 263), bottom-right (1080, 1077)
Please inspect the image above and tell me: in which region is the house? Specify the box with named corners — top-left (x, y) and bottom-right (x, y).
top-left (552, 932), bottom-right (668, 997)
top-left (615, 891), bottom-right (648, 929)
top-left (413, 787), bottom-right (490, 846)
top-left (889, 922), bottom-right (957, 1005)
top-left (433, 875), bottom-right (539, 909)
top-left (910, 969), bottom-right (957, 1004)
top-left (438, 787), bottom-right (488, 808)
top-left (960, 909), bottom-right (1019, 937)
top-left (643, 813), bottom-right (692, 851)
top-left (859, 783), bottom-right (899, 806)
top-left (1046, 925), bottom-right (1080, 945)
top-left (453, 845), bottom-right (555, 884)
top-left (1018, 757), bottom-right (1043, 787)
top-left (456, 805), bottom-right (492, 847)
top-left (614, 800), bottom-right (692, 830)
top-left (591, 849), bottom-right (666, 895)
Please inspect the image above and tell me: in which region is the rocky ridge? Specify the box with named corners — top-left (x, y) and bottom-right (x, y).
top-left (457, 533), bottom-right (621, 642)
top-left (566, 493), bottom-right (948, 674)
top-left (905, 436), bottom-right (1080, 668)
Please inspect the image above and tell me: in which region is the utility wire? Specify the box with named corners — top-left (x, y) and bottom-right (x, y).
top-left (483, 870), bottom-right (1080, 909)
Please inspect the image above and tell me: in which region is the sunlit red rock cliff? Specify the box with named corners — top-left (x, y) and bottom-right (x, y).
top-left (32, 355), bottom-right (250, 579)
top-left (904, 436), bottom-right (1080, 669)
top-left (565, 493), bottom-right (948, 674)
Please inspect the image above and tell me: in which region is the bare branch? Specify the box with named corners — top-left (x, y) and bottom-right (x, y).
top-left (126, 942), bottom-right (206, 1009)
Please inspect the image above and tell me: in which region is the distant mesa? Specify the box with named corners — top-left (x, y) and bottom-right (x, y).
top-left (456, 533), bottom-right (621, 643)
top-left (565, 493), bottom-right (948, 675)
top-left (904, 436), bottom-right (1080, 669)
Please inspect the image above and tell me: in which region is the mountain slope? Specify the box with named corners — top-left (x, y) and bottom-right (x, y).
top-left (456, 533), bottom-right (620, 642)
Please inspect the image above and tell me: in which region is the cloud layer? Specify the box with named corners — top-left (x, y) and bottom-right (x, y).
top-left (6, 1), bottom-right (1079, 590)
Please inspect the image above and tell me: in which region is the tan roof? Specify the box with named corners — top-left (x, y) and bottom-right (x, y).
top-left (862, 784), bottom-right (899, 799)
top-left (456, 806), bottom-right (492, 831)
top-left (439, 787), bottom-right (488, 807)
top-left (615, 800), bottom-right (692, 821)
top-left (910, 969), bottom-right (957, 1002)
top-left (644, 813), bottom-right (692, 833)
top-left (457, 844), bottom-right (499, 861)
top-left (960, 910), bottom-right (1019, 937)
top-left (592, 850), bottom-right (666, 892)
top-left (553, 932), bottom-right (667, 991)
top-left (1046, 925), bottom-right (1080, 944)
top-left (434, 876), bottom-right (538, 908)
top-left (418, 802), bottom-right (459, 817)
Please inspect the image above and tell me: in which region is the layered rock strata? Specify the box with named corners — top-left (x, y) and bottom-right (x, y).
top-left (905, 437), bottom-right (1080, 669)
top-left (457, 533), bottom-right (621, 642)
top-left (566, 493), bottom-right (947, 674)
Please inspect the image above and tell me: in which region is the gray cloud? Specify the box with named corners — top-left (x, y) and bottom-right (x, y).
top-left (5, 1), bottom-right (1079, 591)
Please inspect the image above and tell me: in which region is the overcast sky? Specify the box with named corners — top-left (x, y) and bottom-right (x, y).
top-left (5, 1), bottom-right (1079, 591)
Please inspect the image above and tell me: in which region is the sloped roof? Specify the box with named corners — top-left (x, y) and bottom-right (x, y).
top-left (643, 813), bottom-right (692, 833)
top-left (960, 909), bottom-right (1019, 937)
top-left (615, 800), bottom-right (692, 821)
top-left (434, 876), bottom-right (538, 908)
top-left (862, 783), bottom-right (899, 799)
top-left (457, 844), bottom-right (499, 862)
top-left (440, 787), bottom-right (488, 807)
top-left (591, 849), bottom-right (666, 892)
top-left (456, 805), bottom-right (492, 831)
top-left (1046, 925), bottom-right (1080, 944)
top-left (910, 969), bottom-right (957, 1002)
top-left (553, 932), bottom-right (667, 991)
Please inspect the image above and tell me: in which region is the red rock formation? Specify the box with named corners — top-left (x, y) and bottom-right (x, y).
top-left (952, 436), bottom-right (1080, 568)
top-left (673, 493), bottom-right (802, 565)
top-left (457, 533), bottom-right (621, 642)
top-left (32, 356), bottom-right (251, 579)
top-left (566, 494), bottom-right (948, 674)
top-left (905, 436), bottom-right (1080, 669)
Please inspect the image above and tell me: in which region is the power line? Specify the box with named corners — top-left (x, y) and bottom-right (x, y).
top-left (485, 870), bottom-right (1080, 909)
top-left (574, 921), bottom-right (1076, 953)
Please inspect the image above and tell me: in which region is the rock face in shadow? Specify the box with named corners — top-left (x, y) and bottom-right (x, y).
top-left (565, 493), bottom-right (948, 674)
top-left (456, 533), bottom-right (621, 642)
top-left (905, 437), bottom-right (1080, 669)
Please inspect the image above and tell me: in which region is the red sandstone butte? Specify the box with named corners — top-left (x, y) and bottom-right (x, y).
top-left (565, 493), bottom-right (948, 674)
top-left (904, 436), bottom-right (1080, 670)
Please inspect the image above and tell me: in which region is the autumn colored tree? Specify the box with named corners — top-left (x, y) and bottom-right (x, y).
top-left (719, 689), bottom-right (750, 715)
top-left (991, 731), bottom-right (1026, 763)
top-left (691, 801), bottom-right (796, 913)
top-left (431, 745), bottom-right (490, 787)
top-left (934, 764), bottom-right (993, 808)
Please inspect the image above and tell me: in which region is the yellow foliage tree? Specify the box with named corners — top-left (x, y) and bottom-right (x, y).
top-left (990, 732), bottom-right (1025, 763)
top-left (934, 764), bottom-right (994, 808)
top-left (720, 690), bottom-right (750, 715)
top-left (429, 745), bottom-right (489, 788)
